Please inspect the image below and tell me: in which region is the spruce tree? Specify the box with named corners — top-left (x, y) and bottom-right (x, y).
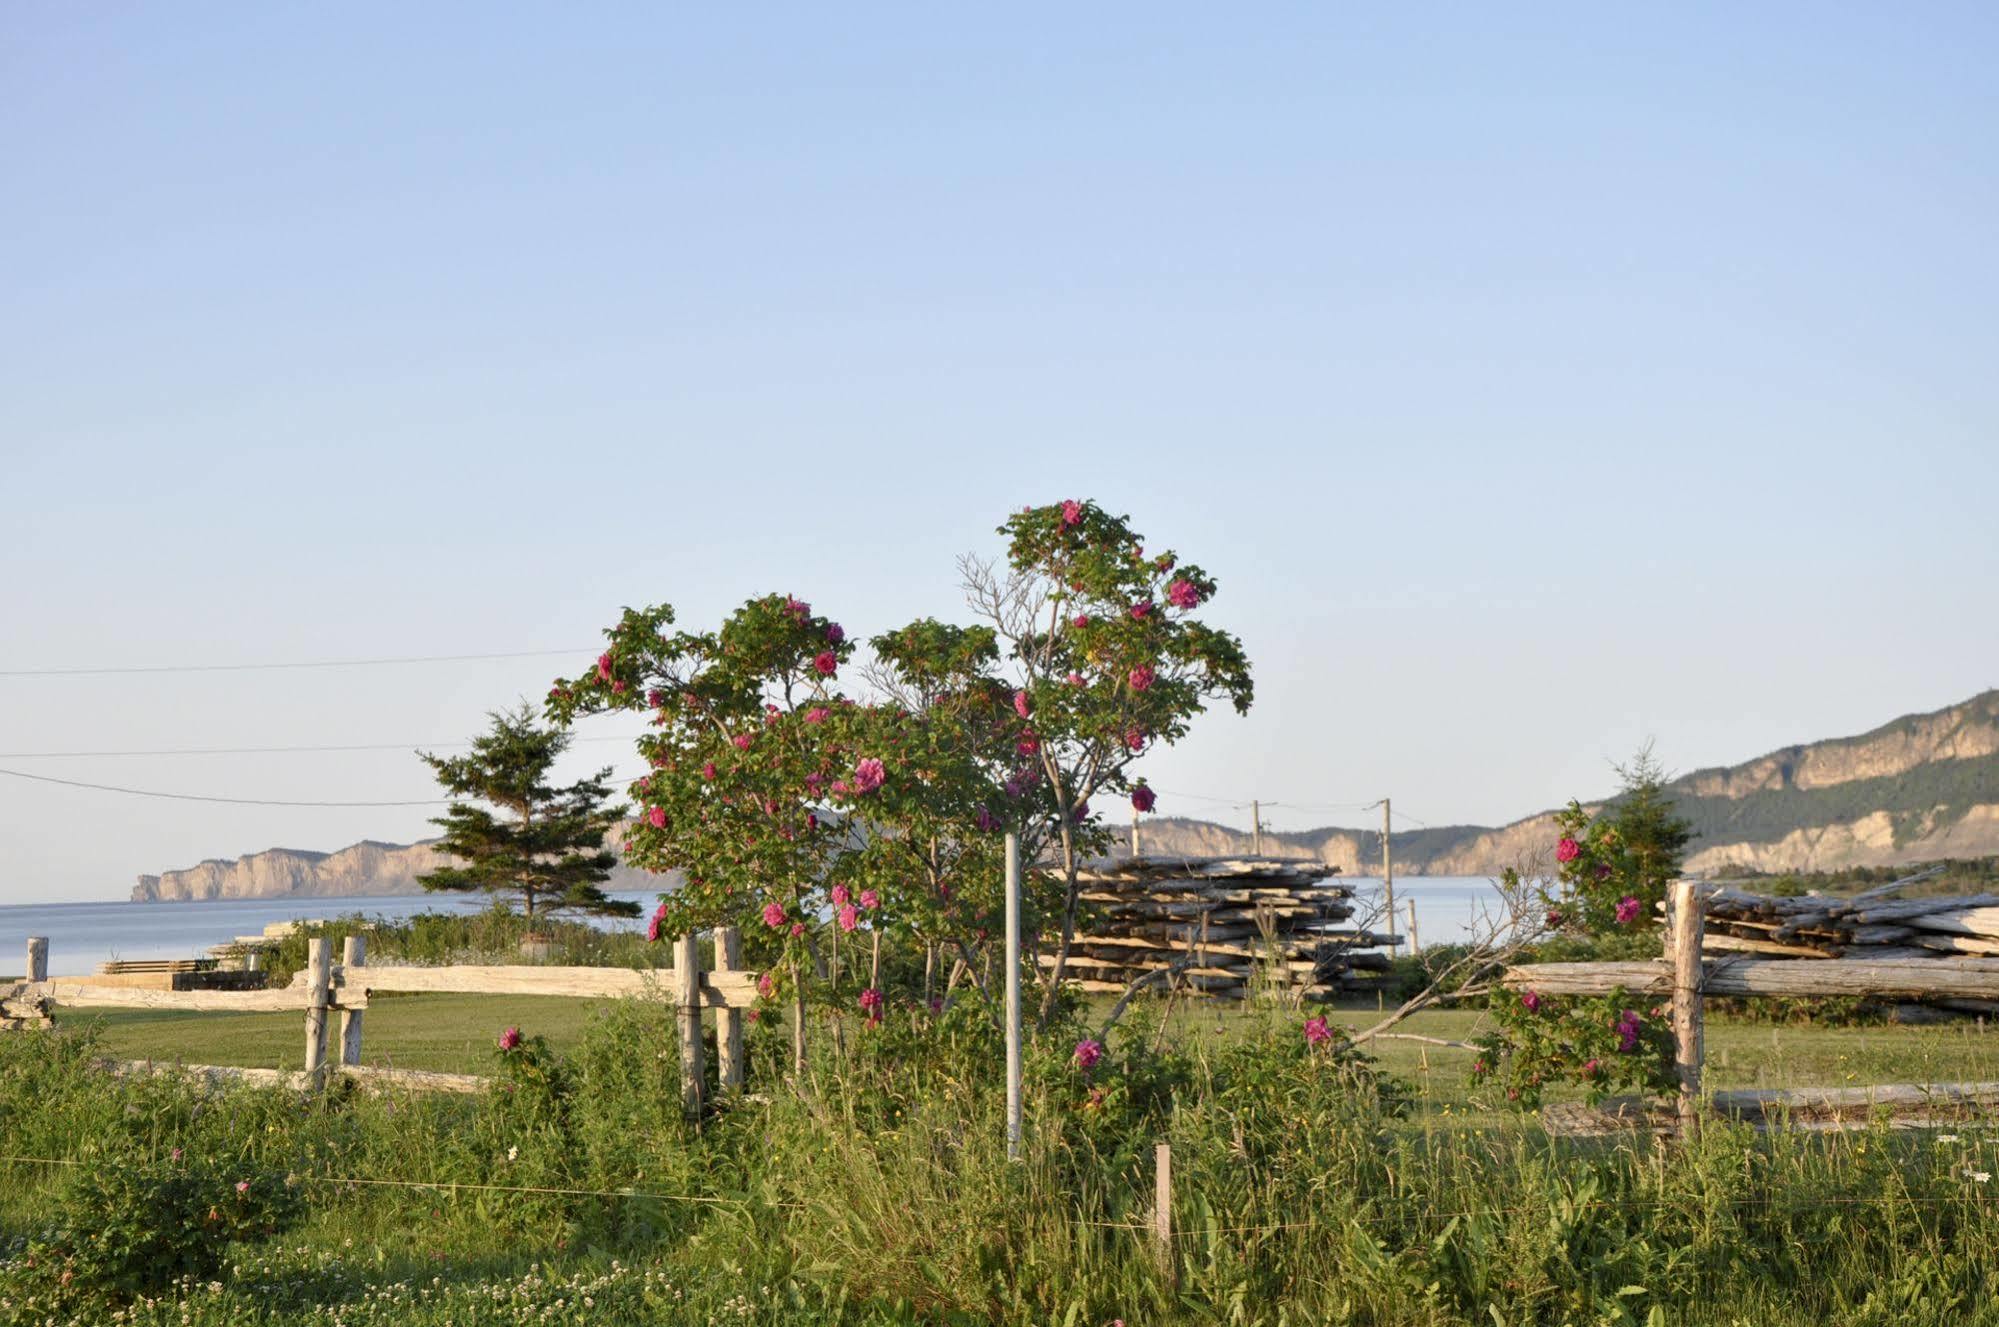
top-left (417, 702), bottom-right (637, 922)
top-left (1610, 740), bottom-right (1695, 897)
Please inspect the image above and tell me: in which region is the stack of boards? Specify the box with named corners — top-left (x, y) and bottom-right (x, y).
top-left (1702, 888), bottom-right (1999, 960)
top-left (1047, 856), bottom-right (1397, 1000)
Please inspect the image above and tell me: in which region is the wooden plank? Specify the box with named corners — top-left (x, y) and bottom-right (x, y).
top-left (674, 934), bottom-right (704, 1117)
top-left (338, 935), bottom-right (366, 1067)
top-left (1702, 933), bottom-right (1831, 958)
top-left (1913, 933), bottom-right (1999, 956)
top-left (1908, 906), bottom-right (1999, 940)
top-left (43, 982), bottom-right (326, 1012)
top-left (712, 927), bottom-right (745, 1093)
top-left (1504, 957), bottom-right (1999, 1000)
top-left (98, 1058), bottom-right (488, 1095)
top-left (303, 938), bottom-right (332, 1079)
top-left (337, 964), bottom-right (758, 1007)
top-left (1669, 880), bottom-right (1704, 1124)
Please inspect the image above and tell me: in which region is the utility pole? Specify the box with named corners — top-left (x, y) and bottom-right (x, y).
top-left (1130, 805), bottom-right (1141, 858)
top-left (1251, 800), bottom-right (1264, 856)
top-left (1382, 797), bottom-right (1397, 957)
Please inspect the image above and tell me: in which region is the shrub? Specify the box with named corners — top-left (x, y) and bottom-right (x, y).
top-left (3, 1152), bottom-right (303, 1307)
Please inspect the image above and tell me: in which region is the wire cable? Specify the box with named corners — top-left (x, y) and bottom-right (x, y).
top-left (0, 766), bottom-right (653, 808)
top-left (0, 648), bottom-right (590, 678)
top-left (0, 735), bottom-right (638, 759)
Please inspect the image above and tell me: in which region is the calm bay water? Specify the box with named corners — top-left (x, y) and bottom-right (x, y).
top-left (0, 877), bottom-right (1506, 979)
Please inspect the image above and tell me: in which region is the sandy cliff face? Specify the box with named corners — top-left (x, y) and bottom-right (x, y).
top-left (1681, 692), bottom-right (1999, 799)
top-left (132, 830), bottom-right (655, 902)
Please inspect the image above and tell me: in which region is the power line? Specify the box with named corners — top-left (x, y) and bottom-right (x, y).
top-left (0, 648), bottom-right (589, 678)
top-left (0, 734), bottom-right (638, 759)
top-left (0, 767), bottom-right (453, 807)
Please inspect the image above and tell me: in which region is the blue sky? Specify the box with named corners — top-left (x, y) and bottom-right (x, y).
top-left (3, 4), bottom-right (1995, 902)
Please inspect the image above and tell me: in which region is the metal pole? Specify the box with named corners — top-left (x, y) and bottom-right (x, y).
top-left (1382, 797), bottom-right (1397, 957)
top-left (1005, 830), bottom-right (1022, 1160)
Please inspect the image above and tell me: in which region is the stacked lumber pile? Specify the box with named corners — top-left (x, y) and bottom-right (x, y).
top-left (1047, 857), bottom-right (1395, 999)
top-left (1703, 888), bottom-right (1999, 961)
top-left (0, 982), bottom-right (52, 1031)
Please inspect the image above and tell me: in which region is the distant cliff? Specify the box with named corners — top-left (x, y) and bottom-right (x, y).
top-left (1128, 690), bottom-right (1999, 878)
top-left (134, 690), bottom-right (1999, 899)
top-left (132, 830), bottom-right (659, 902)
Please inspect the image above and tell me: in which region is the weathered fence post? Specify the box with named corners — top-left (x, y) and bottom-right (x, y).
top-left (712, 926), bottom-right (745, 1094)
top-left (303, 938), bottom-right (332, 1083)
top-left (675, 932), bottom-right (706, 1118)
top-left (338, 934), bottom-right (367, 1068)
top-left (1668, 879), bottom-right (1705, 1126)
top-left (26, 937), bottom-right (48, 984)
top-left (1153, 1141), bottom-right (1175, 1284)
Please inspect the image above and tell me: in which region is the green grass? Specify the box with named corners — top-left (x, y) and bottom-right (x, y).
top-left (60, 993), bottom-right (1999, 1106)
top-left (14, 992), bottom-right (1999, 1325)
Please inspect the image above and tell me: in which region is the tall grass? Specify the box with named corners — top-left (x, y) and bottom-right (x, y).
top-left (4, 1003), bottom-right (1999, 1325)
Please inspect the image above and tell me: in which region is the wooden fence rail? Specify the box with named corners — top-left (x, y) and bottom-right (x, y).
top-left (1506, 879), bottom-right (1999, 1130)
top-left (5, 931), bottom-right (759, 1117)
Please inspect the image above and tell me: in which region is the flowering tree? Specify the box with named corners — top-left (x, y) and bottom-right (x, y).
top-left (545, 594), bottom-right (866, 954)
top-left (960, 499), bottom-right (1253, 1024)
top-left (1542, 750), bottom-right (1694, 937)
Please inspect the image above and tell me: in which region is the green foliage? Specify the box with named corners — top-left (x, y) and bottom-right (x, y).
top-left (253, 907), bottom-right (662, 988)
top-left (418, 703), bottom-right (634, 921)
top-left (3, 1153), bottom-right (304, 1308)
top-left (1544, 745), bottom-right (1695, 937)
top-left (1472, 986), bottom-right (1678, 1107)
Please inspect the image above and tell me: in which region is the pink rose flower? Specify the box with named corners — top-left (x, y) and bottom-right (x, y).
top-left (1128, 664), bottom-right (1155, 692)
top-left (830, 883), bottom-right (851, 907)
top-left (647, 805), bottom-right (667, 829)
top-left (1017, 736), bottom-right (1040, 756)
top-left (1166, 578), bottom-right (1200, 610)
top-left (1129, 600), bottom-right (1152, 620)
top-left (1131, 783), bottom-right (1157, 813)
top-left (805, 706), bottom-right (830, 723)
top-left (976, 806), bottom-right (998, 832)
top-left (596, 653), bottom-right (613, 682)
top-left (761, 902), bottom-right (787, 929)
top-left (646, 904), bottom-right (665, 944)
top-left (757, 972), bottom-right (776, 999)
top-left (838, 904), bottom-right (860, 933)
top-left (499, 1027), bottom-right (522, 1051)
top-left (1014, 689), bottom-right (1032, 719)
top-left (1582, 1058), bottom-right (1601, 1077)
top-left (733, 733), bottom-right (753, 751)
top-left (853, 757), bottom-right (887, 795)
top-left (1555, 837), bottom-right (1581, 863)
top-left (703, 762), bottom-right (718, 781)
top-left (1072, 613), bottom-right (1091, 629)
top-left (1060, 499), bottom-right (1083, 526)
top-left (1066, 671), bottom-right (1084, 686)
top-left (647, 688), bottom-right (666, 708)
top-left (1615, 896), bottom-right (1642, 926)
top-left (1522, 989), bottom-right (1543, 1014)
top-left (859, 889), bottom-right (880, 910)
top-left (1303, 1015), bottom-right (1334, 1047)
top-left (1124, 729), bottom-right (1146, 752)
top-left (784, 595), bottom-right (811, 620)
top-left (826, 622), bottom-right (845, 644)
top-left (859, 987), bottom-right (884, 1016)
top-left (1073, 1038), bottom-right (1103, 1070)
top-left (790, 921), bottom-right (805, 937)
top-left (813, 651), bottom-right (838, 677)
top-left (236, 1180), bottom-right (251, 1194)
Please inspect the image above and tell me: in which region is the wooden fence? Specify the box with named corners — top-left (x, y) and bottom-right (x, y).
top-left (1504, 880), bottom-right (1999, 1127)
top-left (1, 931), bottom-right (760, 1117)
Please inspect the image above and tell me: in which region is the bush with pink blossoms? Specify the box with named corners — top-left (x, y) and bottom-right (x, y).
top-left (1471, 986), bottom-right (1675, 1108)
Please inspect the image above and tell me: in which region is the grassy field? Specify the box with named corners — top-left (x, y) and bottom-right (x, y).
top-left (59, 995), bottom-right (1999, 1104)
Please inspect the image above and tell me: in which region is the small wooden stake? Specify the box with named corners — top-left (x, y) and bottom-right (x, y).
top-left (338, 934), bottom-right (366, 1067)
top-left (1005, 831), bottom-right (1022, 1161)
top-left (1153, 1142), bottom-right (1175, 1283)
top-left (712, 927), bottom-right (745, 1093)
top-left (675, 932), bottom-right (705, 1118)
top-left (303, 938), bottom-right (332, 1082)
top-left (25, 937), bottom-right (48, 984)
top-left (1669, 879), bottom-right (1705, 1126)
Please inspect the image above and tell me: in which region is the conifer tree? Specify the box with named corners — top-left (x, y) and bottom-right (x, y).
top-left (417, 702), bottom-right (637, 922)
